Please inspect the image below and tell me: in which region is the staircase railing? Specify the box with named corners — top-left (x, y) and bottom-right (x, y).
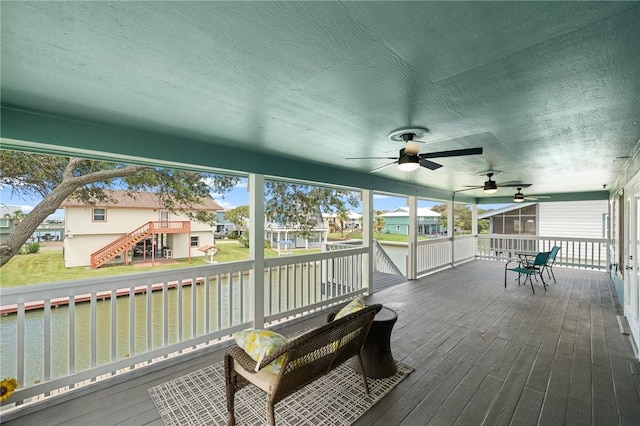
top-left (90, 222), bottom-right (153, 268)
top-left (373, 240), bottom-right (404, 276)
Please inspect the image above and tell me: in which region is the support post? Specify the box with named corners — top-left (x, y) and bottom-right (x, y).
top-left (408, 196), bottom-right (418, 280)
top-left (249, 174), bottom-right (265, 329)
top-left (448, 197), bottom-right (455, 267)
top-left (362, 189), bottom-right (374, 294)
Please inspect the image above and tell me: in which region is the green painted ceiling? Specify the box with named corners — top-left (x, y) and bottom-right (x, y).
top-left (1, 2), bottom-right (639, 203)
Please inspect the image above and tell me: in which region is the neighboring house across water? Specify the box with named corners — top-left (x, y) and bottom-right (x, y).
top-left (322, 211), bottom-right (362, 233)
top-left (380, 207), bottom-right (442, 236)
top-left (0, 204), bottom-right (22, 244)
top-left (2, 204), bottom-right (65, 244)
top-left (264, 216), bottom-right (328, 250)
top-left (478, 200), bottom-right (608, 238)
top-left (215, 211), bottom-right (236, 236)
top-left (61, 191), bottom-right (223, 268)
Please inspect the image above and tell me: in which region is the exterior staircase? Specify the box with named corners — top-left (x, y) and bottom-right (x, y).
top-left (90, 221), bottom-right (190, 269)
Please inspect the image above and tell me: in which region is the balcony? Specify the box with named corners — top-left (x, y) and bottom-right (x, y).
top-left (2, 259), bottom-right (638, 425)
top-left (1, 234), bottom-right (638, 424)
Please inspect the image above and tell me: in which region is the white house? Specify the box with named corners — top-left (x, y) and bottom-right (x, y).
top-left (322, 211), bottom-right (362, 233)
top-left (61, 191), bottom-right (223, 268)
top-left (479, 200), bottom-right (608, 238)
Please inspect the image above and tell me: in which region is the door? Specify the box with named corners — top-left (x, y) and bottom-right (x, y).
top-left (624, 183), bottom-right (640, 350)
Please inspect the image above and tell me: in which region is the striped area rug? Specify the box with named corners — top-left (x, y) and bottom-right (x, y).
top-left (149, 360), bottom-right (413, 425)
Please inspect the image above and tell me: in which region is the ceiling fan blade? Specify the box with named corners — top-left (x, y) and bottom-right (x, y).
top-left (345, 156), bottom-right (399, 160)
top-left (499, 182), bottom-right (532, 188)
top-left (525, 195), bottom-right (551, 200)
top-left (419, 147), bottom-right (483, 159)
top-left (419, 158), bottom-right (443, 170)
top-left (369, 161), bottom-right (398, 173)
top-left (462, 185), bottom-right (484, 188)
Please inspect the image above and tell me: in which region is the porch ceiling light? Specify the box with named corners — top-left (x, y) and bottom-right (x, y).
top-left (483, 179), bottom-right (498, 194)
top-left (513, 188), bottom-right (525, 202)
top-left (397, 154), bottom-right (420, 172)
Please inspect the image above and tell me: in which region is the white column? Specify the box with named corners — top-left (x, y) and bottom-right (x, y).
top-left (448, 198), bottom-right (455, 267)
top-left (408, 196), bottom-right (417, 280)
top-left (249, 174), bottom-right (265, 329)
top-left (471, 204), bottom-right (478, 235)
top-left (362, 189), bottom-right (374, 294)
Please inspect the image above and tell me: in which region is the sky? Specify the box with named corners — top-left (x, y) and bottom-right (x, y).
top-left (0, 178), bottom-right (508, 218)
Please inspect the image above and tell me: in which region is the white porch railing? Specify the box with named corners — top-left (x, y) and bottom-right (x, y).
top-left (324, 240), bottom-right (404, 277)
top-left (0, 248), bottom-right (366, 408)
top-left (476, 234), bottom-right (608, 270)
top-left (416, 238), bottom-right (452, 276)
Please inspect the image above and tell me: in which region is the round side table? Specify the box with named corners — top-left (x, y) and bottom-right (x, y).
top-left (352, 306), bottom-right (398, 378)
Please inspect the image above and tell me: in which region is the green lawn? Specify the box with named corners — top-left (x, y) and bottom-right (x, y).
top-left (0, 241), bottom-right (320, 288)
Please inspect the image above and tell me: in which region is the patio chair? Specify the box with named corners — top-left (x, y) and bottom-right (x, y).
top-left (504, 251), bottom-right (550, 294)
top-left (543, 246), bottom-right (561, 283)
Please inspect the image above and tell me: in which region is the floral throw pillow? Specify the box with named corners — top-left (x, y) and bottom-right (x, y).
top-left (233, 329), bottom-right (288, 373)
top-left (334, 296), bottom-right (365, 321)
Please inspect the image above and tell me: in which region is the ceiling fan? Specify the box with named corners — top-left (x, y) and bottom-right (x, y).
top-left (512, 187), bottom-right (551, 203)
top-left (345, 128), bottom-right (483, 173)
top-left (461, 171), bottom-right (532, 194)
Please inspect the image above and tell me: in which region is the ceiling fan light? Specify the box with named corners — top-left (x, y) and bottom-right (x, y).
top-left (513, 193), bottom-right (525, 202)
top-left (397, 155), bottom-right (420, 171)
top-left (483, 180), bottom-right (498, 194)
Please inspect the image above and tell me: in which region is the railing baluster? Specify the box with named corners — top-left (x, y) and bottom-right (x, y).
top-left (205, 276), bottom-right (210, 334)
top-left (228, 272), bottom-right (233, 327)
top-left (17, 303), bottom-right (25, 392)
top-left (293, 262), bottom-right (297, 309)
top-left (44, 300), bottom-right (51, 383)
top-left (216, 274), bottom-right (221, 331)
top-left (277, 266), bottom-right (282, 314)
top-left (69, 298), bottom-right (76, 374)
top-left (91, 292), bottom-right (98, 368)
top-left (191, 275), bottom-right (197, 339)
top-left (239, 271), bottom-right (244, 323)
top-left (147, 284), bottom-right (152, 351)
top-left (162, 282), bottom-right (169, 346)
top-left (177, 278), bottom-right (183, 343)
top-left (110, 290), bottom-right (117, 362)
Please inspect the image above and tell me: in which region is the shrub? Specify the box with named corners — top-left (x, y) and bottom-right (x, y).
top-left (227, 230), bottom-right (240, 239)
top-left (21, 242), bottom-right (41, 254)
top-left (238, 231), bottom-right (249, 248)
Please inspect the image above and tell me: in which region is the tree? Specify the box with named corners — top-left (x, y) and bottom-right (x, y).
top-left (432, 203), bottom-right (473, 233)
top-left (265, 181), bottom-right (359, 239)
top-left (224, 205), bottom-right (249, 233)
top-left (337, 210), bottom-right (349, 236)
top-left (374, 211), bottom-right (385, 236)
top-left (0, 150), bottom-right (239, 266)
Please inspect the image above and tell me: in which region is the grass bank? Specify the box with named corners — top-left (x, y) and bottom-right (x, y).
top-left (0, 240), bottom-right (320, 288)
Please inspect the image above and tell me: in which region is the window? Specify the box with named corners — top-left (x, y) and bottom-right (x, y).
top-left (0, 218), bottom-right (10, 228)
top-left (93, 208), bottom-right (106, 222)
top-left (190, 236), bottom-right (199, 247)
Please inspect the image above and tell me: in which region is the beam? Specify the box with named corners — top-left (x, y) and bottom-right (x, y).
top-left (0, 104), bottom-right (475, 204)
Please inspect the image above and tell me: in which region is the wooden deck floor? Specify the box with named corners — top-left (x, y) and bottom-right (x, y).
top-left (3, 261), bottom-right (640, 425)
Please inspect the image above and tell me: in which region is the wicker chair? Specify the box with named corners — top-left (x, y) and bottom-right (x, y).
top-left (224, 303), bottom-right (382, 426)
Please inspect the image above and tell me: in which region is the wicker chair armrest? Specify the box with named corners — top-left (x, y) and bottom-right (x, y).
top-left (226, 345), bottom-right (260, 372)
top-left (326, 309), bottom-right (340, 322)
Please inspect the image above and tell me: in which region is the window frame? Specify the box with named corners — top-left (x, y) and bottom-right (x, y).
top-left (92, 208), bottom-right (107, 222)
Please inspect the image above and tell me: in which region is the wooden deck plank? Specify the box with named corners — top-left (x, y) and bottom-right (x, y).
top-left (453, 374), bottom-right (503, 425)
top-left (4, 261), bottom-right (640, 426)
